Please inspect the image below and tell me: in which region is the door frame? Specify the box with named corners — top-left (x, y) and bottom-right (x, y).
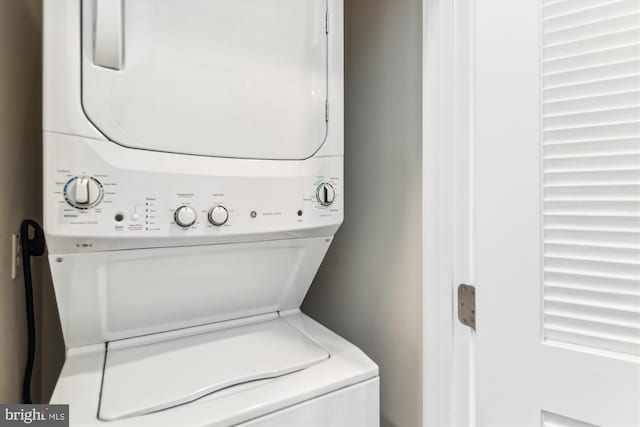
top-left (422, 0), bottom-right (475, 425)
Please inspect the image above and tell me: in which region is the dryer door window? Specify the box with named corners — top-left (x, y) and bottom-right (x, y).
top-left (82, 0), bottom-right (328, 160)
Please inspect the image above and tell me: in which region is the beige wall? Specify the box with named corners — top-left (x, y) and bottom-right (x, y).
top-left (0, 0), bottom-right (64, 404)
top-left (303, 0), bottom-right (423, 426)
top-left (0, 0), bottom-right (43, 403)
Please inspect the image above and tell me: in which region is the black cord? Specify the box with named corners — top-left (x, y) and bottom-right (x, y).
top-left (19, 220), bottom-right (45, 404)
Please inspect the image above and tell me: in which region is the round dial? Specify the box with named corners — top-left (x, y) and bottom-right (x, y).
top-left (208, 205), bottom-right (229, 226)
top-left (174, 206), bottom-right (197, 228)
top-left (316, 183), bottom-right (336, 206)
top-left (64, 176), bottom-right (104, 209)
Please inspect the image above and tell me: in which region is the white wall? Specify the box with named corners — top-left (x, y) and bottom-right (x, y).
top-left (303, 0), bottom-right (423, 425)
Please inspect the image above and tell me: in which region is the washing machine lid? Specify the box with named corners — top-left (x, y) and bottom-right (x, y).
top-left (81, 0), bottom-right (328, 160)
top-left (99, 317), bottom-right (329, 421)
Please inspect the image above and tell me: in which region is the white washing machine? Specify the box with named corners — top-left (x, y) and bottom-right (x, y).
top-left (43, 1), bottom-right (379, 425)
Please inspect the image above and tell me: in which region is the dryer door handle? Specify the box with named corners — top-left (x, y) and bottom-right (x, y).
top-left (94, 0), bottom-right (124, 70)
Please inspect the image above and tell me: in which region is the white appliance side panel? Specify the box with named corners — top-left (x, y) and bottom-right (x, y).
top-left (239, 378), bottom-right (380, 427)
top-left (44, 133), bottom-right (343, 253)
top-left (82, 0), bottom-right (329, 160)
top-left (315, 0), bottom-right (344, 158)
top-left (49, 237), bottom-right (332, 348)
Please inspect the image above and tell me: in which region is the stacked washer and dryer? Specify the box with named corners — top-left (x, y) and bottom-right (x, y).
top-left (43, 0), bottom-right (379, 425)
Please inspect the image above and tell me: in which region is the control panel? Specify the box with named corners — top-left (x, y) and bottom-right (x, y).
top-left (45, 135), bottom-right (343, 252)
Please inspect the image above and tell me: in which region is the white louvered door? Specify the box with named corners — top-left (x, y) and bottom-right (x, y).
top-left (471, 0), bottom-right (640, 425)
top-left (541, 0), bottom-right (640, 362)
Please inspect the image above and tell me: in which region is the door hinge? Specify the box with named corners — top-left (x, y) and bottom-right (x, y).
top-left (325, 101), bottom-right (329, 122)
top-left (457, 284), bottom-right (476, 330)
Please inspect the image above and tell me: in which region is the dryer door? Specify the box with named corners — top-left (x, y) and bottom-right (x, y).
top-left (81, 0), bottom-right (328, 160)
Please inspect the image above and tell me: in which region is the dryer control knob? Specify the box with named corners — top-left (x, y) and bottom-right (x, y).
top-left (64, 176), bottom-right (104, 209)
top-left (316, 183), bottom-right (335, 206)
top-left (174, 206), bottom-right (197, 228)
top-left (208, 205), bottom-right (229, 226)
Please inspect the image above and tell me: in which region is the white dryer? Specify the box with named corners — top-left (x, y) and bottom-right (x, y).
top-left (43, 1), bottom-right (379, 425)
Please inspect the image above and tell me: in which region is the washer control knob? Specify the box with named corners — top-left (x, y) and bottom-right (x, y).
top-left (64, 176), bottom-right (104, 209)
top-left (208, 205), bottom-right (229, 226)
top-left (316, 183), bottom-right (336, 206)
top-left (174, 205), bottom-right (197, 228)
